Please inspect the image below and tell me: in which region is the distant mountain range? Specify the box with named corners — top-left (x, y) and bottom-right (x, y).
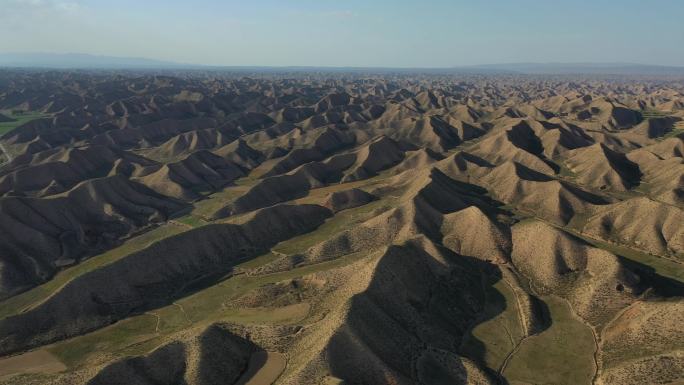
top-left (0, 53), bottom-right (187, 69)
top-left (1, 52), bottom-right (683, 75)
top-left (460, 62), bottom-right (684, 75)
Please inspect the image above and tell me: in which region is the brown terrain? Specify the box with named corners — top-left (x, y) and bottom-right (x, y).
top-left (0, 71), bottom-right (682, 385)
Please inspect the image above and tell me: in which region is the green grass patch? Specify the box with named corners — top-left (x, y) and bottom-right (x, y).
top-left (179, 251), bottom-right (368, 324)
top-left (43, 250), bottom-right (368, 369)
top-left (190, 183), bottom-right (254, 219)
top-left (36, 211), bottom-right (372, 370)
top-left (566, 212), bottom-right (595, 232)
top-left (556, 160), bottom-right (577, 179)
top-left (221, 303), bottom-right (309, 325)
top-left (273, 198), bottom-right (394, 255)
top-left (0, 224), bottom-right (186, 320)
top-left (503, 296), bottom-right (596, 385)
top-left (234, 252), bottom-right (281, 271)
top-left (572, 232), bottom-right (684, 284)
top-left (460, 275), bottom-right (524, 371)
top-left (173, 214), bottom-right (208, 228)
top-left (0, 111), bottom-right (49, 136)
top-left (48, 314), bottom-right (158, 368)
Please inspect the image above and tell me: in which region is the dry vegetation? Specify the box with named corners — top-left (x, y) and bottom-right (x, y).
top-left (0, 71), bottom-right (682, 385)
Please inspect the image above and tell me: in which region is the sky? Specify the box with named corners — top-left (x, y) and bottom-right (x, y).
top-left (2, 0), bottom-right (683, 67)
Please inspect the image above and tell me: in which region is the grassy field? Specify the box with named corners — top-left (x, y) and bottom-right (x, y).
top-left (191, 182), bottom-right (255, 219)
top-left (569, 230), bottom-right (684, 284)
top-left (0, 111), bottom-right (49, 136)
top-left (503, 296), bottom-right (596, 385)
top-left (221, 303), bottom-right (309, 325)
top-left (172, 214), bottom-right (208, 228)
top-left (179, 251), bottom-right (368, 325)
top-left (27, 193), bottom-right (385, 370)
top-left (460, 273), bottom-right (525, 371)
top-left (48, 313), bottom-right (160, 368)
top-left (0, 224), bottom-right (186, 320)
top-left (8, 148), bottom-right (670, 382)
top-left (274, 198), bottom-right (394, 255)
top-left (3, 177), bottom-right (395, 372)
top-left (49, 303), bottom-right (305, 369)
top-left (556, 160), bottom-right (577, 179)
top-left (0, 350), bottom-right (65, 379)
top-left (44, 249), bottom-right (368, 370)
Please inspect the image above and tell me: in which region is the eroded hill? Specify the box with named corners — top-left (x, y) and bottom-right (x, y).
top-left (0, 71), bottom-right (683, 385)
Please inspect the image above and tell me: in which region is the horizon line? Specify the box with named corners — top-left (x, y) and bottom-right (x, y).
top-left (1, 52), bottom-right (684, 70)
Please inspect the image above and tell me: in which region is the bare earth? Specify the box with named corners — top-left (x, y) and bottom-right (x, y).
top-left (0, 350), bottom-right (66, 379)
top-left (0, 71), bottom-right (682, 385)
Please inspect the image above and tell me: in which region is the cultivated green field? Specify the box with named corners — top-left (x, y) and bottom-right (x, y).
top-left (568, 229), bottom-right (684, 284)
top-left (503, 296), bottom-right (596, 385)
top-left (173, 214), bottom-right (209, 228)
top-left (460, 272), bottom-right (525, 371)
top-left (0, 111), bottom-right (49, 136)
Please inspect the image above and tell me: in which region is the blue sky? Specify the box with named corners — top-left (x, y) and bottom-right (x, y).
top-left (2, 0), bottom-right (683, 67)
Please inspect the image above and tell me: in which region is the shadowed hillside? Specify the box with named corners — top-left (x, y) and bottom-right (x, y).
top-left (0, 71), bottom-right (682, 385)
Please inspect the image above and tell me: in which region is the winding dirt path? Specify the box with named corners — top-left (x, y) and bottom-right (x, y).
top-left (172, 302), bottom-right (192, 325)
top-left (498, 336), bottom-right (527, 379)
top-left (145, 312), bottom-right (161, 333)
top-left (497, 266), bottom-right (532, 378)
top-left (496, 264), bottom-right (599, 384)
top-left (588, 325), bottom-right (601, 385)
